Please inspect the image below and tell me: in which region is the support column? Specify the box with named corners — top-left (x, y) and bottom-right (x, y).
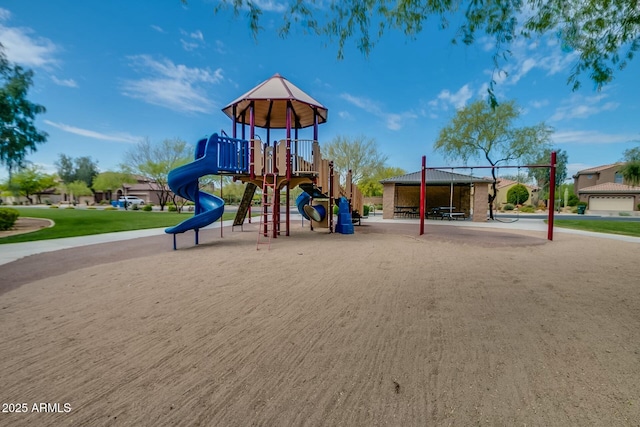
top-left (472, 184), bottom-right (488, 222)
top-left (383, 183), bottom-right (396, 219)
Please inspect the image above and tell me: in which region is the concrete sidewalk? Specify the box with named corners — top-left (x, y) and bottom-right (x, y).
top-left (1, 215), bottom-right (639, 266)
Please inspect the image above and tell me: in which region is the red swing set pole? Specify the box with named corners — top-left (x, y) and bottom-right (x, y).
top-left (420, 155), bottom-right (426, 236)
top-left (547, 151), bottom-right (557, 241)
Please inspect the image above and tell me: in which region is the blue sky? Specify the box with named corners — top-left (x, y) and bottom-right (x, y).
top-left (1, 1), bottom-right (639, 183)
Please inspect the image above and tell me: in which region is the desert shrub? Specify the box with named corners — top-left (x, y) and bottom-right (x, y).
top-left (87, 206), bottom-right (96, 210)
top-left (49, 205), bottom-right (59, 209)
top-left (567, 194), bottom-right (580, 206)
top-left (363, 205), bottom-right (370, 216)
top-left (637, 203), bottom-right (640, 211)
top-left (168, 204), bottom-right (177, 212)
top-left (142, 204), bottom-right (153, 211)
top-left (507, 184), bottom-right (529, 205)
top-left (65, 206), bottom-right (75, 209)
top-left (0, 207), bottom-right (20, 231)
top-left (619, 212), bottom-right (631, 216)
top-left (333, 205), bottom-right (339, 215)
top-left (99, 200), bottom-right (108, 205)
top-left (503, 203), bottom-right (515, 211)
top-left (519, 205), bottom-right (536, 213)
top-left (104, 206), bottom-right (118, 211)
top-left (44, 199), bottom-right (52, 205)
top-left (577, 201), bottom-right (588, 208)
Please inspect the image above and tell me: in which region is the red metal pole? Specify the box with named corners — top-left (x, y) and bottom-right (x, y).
top-left (547, 151), bottom-right (556, 241)
top-left (420, 156), bottom-right (426, 235)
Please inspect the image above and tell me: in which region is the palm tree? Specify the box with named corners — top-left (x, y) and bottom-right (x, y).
top-left (619, 147), bottom-right (640, 186)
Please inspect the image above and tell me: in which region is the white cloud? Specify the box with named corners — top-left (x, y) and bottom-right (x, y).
top-left (530, 99), bottom-right (549, 109)
top-left (550, 92), bottom-right (619, 122)
top-left (179, 29), bottom-right (205, 51)
top-left (0, 19), bottom-right (58, 68)
top-left (150, 25), bottom-right (165, 33)
top-left (252, 0), bottom-right (287, 13)
top-left (340, 93), bottom-right (416, 130)
top-left (51, 76), bottom-right (78, 88)
top-left (552, 130), bottom-right (638, 145)
top-left (482, 36), bottom-right (579, 90)
top-left (122, 55), bottom-right (223, 114)
top-left (214, 40), bottom-right (226, 54)
top-left (44, 120), bottom-right (141, 144)
top-left (429, 84), bottom-right (473, 113)
top-left (0, 7), bottom-right (11, 21)
top-left (337, 111), bottom-right (353, 120)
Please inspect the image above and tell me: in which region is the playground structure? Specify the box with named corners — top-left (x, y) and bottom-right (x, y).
top-left (165, 74), bottom-right (364, 249)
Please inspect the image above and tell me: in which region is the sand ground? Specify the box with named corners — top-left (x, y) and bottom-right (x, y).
top-left (1, 221), bottom-right (639, 426)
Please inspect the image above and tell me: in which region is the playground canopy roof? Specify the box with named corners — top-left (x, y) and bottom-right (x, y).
top-left (380, 170), bottom-right (493, 185)
top-left (222, 73), bottom-right (328, 129)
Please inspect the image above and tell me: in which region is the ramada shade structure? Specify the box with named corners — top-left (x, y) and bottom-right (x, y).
top-left (222, 73), bottom-right (328, 129)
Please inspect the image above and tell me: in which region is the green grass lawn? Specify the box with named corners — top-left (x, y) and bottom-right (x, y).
top-left (554, 219), bottom-right (640, 238)
top-left (0, 207), bottom-right (241, 244)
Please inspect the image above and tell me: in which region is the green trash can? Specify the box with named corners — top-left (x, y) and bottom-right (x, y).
top-left (577, 205), bottom-right (586, 215)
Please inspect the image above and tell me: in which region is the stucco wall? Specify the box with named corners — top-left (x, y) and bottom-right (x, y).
top-left (473, 184), bottom-right (489, 222)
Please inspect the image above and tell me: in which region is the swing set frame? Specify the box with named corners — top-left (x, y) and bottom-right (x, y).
top-left (419, 151), bottom-right (558, 241)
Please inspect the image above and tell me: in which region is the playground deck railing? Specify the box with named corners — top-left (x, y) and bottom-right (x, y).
top-left (216, 134), bottom-right (250, 173)
top-left (250, 138), bottom-right (320, 177)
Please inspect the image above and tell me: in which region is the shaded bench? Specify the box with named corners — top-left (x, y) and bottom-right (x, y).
top-left (428, 207), bottom-right (467, 220)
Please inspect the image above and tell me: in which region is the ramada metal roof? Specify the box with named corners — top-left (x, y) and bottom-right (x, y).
top-left (380, 169), bottom-right (493, 185)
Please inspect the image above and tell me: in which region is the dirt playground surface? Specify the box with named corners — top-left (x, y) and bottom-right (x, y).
top-left (1, 221), bottom-right (639, 426)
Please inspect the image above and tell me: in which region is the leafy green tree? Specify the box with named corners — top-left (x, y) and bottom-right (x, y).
top-left (55, 154), bottom-right (99, 188)
top-left (208, 0), bottom-right (640, 103)
top-left (619, 146), bottom-right (640, 186)
top-left (122, 137), bottom-right (191, 211)
top-left (6, 164), bottom-right (56, 204)
top-left (434, 99), bottom-right (552, 219)
top-left (359, 166), bottom-right (406, 197)
top-left (506, 184), bottom-right (529, 205)
top-left (92, 171), bottom-right (136, 201)
top-left (527, 148), bottom-right (569, 199)
top-left (65, 180), bottom-right (93, 204)
top-left (0, 46), bottom-right (48, 180)
top-left (321, 135), bottom-right (388, 185)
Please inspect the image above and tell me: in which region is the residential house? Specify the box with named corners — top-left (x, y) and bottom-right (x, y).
top-left (573, 163), bottom-right (640, 211)
top-left (488, 178), bottom-right (539, 209)
top-left (94, 175), bottom-right (166, 205)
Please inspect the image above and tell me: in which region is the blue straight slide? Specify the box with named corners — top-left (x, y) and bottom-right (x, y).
top-left (165, 136), bottom-right (224, 235)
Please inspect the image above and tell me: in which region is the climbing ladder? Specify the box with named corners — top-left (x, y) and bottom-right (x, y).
top-left (257, 173), bottom-right (277, 250)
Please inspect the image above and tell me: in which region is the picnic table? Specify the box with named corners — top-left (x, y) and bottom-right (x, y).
top-left (428, 207), bottom-right (467, 220)
top-left (394, 206), bottom-right (420, 218)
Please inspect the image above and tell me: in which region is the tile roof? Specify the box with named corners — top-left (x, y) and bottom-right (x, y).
top-left (574, 163), bottom-right (623, 175)
top-left (495, 178), bottom-right (538, 190)
top-left (380, 169), bottom-right (493, 184)
top-left (578, 182), bottom-right (640, 193)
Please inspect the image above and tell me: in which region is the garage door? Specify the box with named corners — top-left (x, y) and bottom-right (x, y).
top-left (589, 196), bottom-right (634, 211)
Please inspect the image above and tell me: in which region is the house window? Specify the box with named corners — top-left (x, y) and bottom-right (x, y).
top-left (614, 172), bottom-right (623, 184)
top-left (587, 174), bottom-right (593, 179)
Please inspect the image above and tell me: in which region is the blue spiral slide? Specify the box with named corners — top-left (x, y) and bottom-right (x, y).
top-left (165, 136), bottom-right (224, 236)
